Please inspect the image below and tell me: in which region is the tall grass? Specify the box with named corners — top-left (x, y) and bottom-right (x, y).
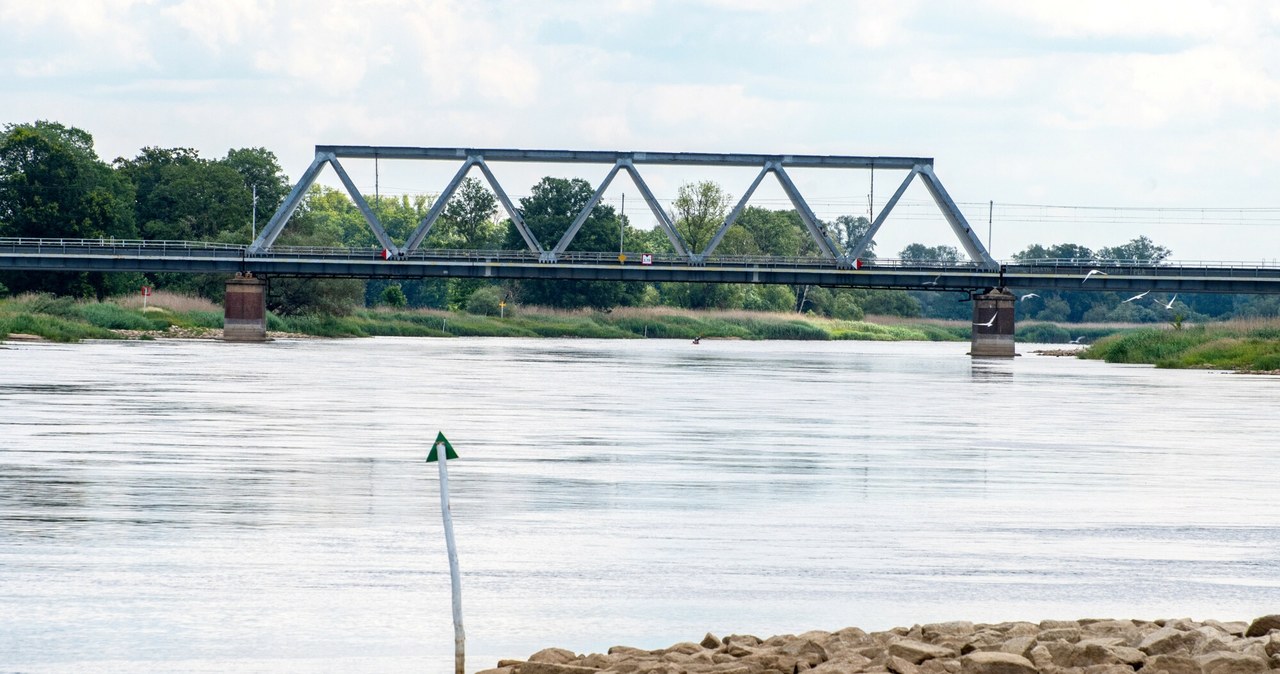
top-left (1081, 322), bottom-right (1280, 370)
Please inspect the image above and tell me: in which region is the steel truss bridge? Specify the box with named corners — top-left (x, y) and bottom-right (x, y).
top-left (2, 146), bottom-right (1279, 294)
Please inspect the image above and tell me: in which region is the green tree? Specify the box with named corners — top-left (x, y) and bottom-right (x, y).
top-left (899, 243), bottom-right (961, 263)
top-left (434, 177), bottom-right (500, 248)
top-left (1097, 235), bottom-right (1171, 263)
top-left (379, 283), bottom-right (408, 308)
top-left (114, 146), bottom-right (251, 242)
top-left (825, 214), bottom-right (877, 260)
top-left (0, 121), bottom-right (137, 297)
top-left (672, 181), bottom-right (731, 254)
top-left (503, 177), bottom-right (643, 308)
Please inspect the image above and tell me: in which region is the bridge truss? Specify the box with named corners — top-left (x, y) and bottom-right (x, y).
top-left (250, 146), bottom-right (999, 269)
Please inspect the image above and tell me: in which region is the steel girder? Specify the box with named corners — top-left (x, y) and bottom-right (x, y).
top-left (252, 146), bottom-right (998, 269)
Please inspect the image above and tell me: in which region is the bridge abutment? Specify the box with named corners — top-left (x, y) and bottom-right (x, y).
top-left (223, 273), bottom-right (267, 342)
top-left (970, 288), bottom-right (1015, 358)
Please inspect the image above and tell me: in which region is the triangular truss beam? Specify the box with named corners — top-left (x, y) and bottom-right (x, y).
top-left (252, 146), bottom-right (996, 270)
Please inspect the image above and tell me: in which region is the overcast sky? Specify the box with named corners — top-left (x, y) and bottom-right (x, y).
top-left (3, 0), bottom-right (1279, 261)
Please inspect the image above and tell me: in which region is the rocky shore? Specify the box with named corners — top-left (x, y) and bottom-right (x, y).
top-left (482, 615), bottom-right (1280, 674)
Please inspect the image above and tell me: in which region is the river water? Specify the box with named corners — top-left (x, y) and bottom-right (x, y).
top-left (2, 337), bottom-right (1279, 673)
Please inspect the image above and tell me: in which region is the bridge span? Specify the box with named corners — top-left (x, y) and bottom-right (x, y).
top-left (6, 145), bottom-right (1280, 354)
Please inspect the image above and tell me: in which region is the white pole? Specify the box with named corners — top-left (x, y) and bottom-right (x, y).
top-left (435, 440), bottom-right (464, 674)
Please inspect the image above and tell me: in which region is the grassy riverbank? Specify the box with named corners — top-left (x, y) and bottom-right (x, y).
top-left (0, 291), bottom-right (976, 343)
top-left (1081, 319), bottom-right (1280, 371)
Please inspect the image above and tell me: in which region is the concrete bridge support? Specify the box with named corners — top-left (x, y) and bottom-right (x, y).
top-left (223, 273), bottom-right (267, 342)
top-left (971, 288), bottom-right (1015, 358)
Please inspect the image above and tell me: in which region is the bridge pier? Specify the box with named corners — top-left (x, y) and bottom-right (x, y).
top-left (970, 288), bottom-right (1015, 358)
top-left (223, 273), bottom-right (267, 342)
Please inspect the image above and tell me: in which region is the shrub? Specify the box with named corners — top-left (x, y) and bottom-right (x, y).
top-left (465, 286), bottom-right (504, 316)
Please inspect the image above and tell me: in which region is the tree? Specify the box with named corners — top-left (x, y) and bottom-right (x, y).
top-left (1012, 243), bottom-right (1094, 262)
top-left (672, 181), bottom-right (731, 254)
top-left (114, 146), bottom-right (251, 242)
top-left (222, 147), bottom-right (290, 217)
top-left (379, 284), bottom-right (408, 308)
top-left (899, 243), bottom-right (960, 263)
top-left (503, 177), bottom-right (644, 308)
top-left (437, 177), bottom-right (499, 248)
top-left (825, 214), bottom-right (877, 260)
top-left (1097, 235), bottom-right (1171, 263)
top-left (0, 121), bottom-right (137, 297)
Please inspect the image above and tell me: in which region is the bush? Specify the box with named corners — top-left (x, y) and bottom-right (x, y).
top-left (465, 285), bottom-right (504, 316)
top-left (380, 284), bottom-right (408, 308)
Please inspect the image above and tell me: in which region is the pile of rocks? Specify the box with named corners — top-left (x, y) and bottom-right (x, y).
top-left (482, 615), bottom-right (1280, 674)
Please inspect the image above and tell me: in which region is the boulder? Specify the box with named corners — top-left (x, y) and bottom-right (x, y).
top-left (1194, 652), bottom-right (1269, 674)
top-left (521, 663), bottom-right (601, 674)
top-left (701, 633), bottom-right (722, 649)
top-left (1036, 628), bottom-right (1081, 643)
top-left (476, 668), bottom-right (515, 674)
top-left (1141, 654), bottom-right (1199, 674)
top-left (889, 655), bottom-right (923, 674)
top-left (960, 651), bottom-right (1039, 674)
top-left (924, 622), bottom-right (977, 642)
top-left (1138, 627), bottom-right (1203, 656)
top-left (1041, 642), bottom-right (1123, 668)
top-left (1244, 615), bottom-right (1280, 638)
top-left (663, 642), bottom-right (702, 656)
top-left (780, 639), bottom-right (829, 667)
top-left (891, 640), bottom-right (958, 664)
top-left (530, 648), bottom-right (579, 664)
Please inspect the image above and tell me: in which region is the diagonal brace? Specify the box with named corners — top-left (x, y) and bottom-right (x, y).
top-left (551, 162), bottom-right (624, 258)
top-left (327, 156), bottom-right (398, 254)
top-left (620, 162), bottom-right (690, 259)
top-left (772, 163), bottom-right (842, 260)
top-left (251, 152), bottom-right (328, 253)
top-left (700, 164), bottom-right (771, 259)
top-left (849, 168), bottom-right (917, 261)
top-left (403, 157), bottom-right (478, 254)
top-left (474, 157), bottom-right (543, 254)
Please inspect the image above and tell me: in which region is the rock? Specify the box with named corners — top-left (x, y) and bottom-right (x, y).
top-left (890, 655), bottom-right (922, 674)
top-left (1040, 620), bottom-right (1081, 631)
top-left (998, 636), bottom-right (1036, 658)
top-left (663, 642), bottom-right (702, 656)
top-left (475, 668), bottom-right (515, 674)
top-left (923, 622), bottom-right (976, 642)
top-left (700, 633), bottom-right (722, 649)
top-left (608, 646), bottom-right (651, 658)
top-left (1195, 652), bottom-right (1269, 674)
top-left (1036, 628), bottom-right (1081, 643)
top-left (521, 663), bottom-right (601, 674)
top-left (1041, 642), bottom-right (1123, 668)
top-left (891, 640), bottom-right (958, 664)
top-left (960, 651), bottom-right (1039, 674)
top-left (1138, 626), bottom-right (1202, 656)
top-left (531, 648), bottom-right (579, 664)
top-left (1142, 654), bottom-right (1199, 674)
top-left (724, 634), bottom-right (763, 647)
top-left (723, 641), bottom-right (755, 658)
top-left (1205, 621), bottom-right (1249, 637)
top-left (781, 639), bottom-right (830, 668)
top-left (1244, 615), bottom-right (1280, 638)
top-left (1104, 645), bottom-right (1145, 665)
top-left (579, 654), bottom-right (613, 669)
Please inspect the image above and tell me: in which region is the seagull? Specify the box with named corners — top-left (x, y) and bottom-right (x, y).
top-left (1154, 294), bottom-right (1178, 310)
top-left (974, 313), bottom-right (998, 327)
top-left (1069, 336), bottom-right (1085, 344)
top-left (922, 275), bottom-right (941, 287)
top-left (1019, 293), bottom-right (1039, 301)
top-left (1082, 269), bottom-right (1108, 283)
top-left (1122, 290), bottom-right (1151, 303)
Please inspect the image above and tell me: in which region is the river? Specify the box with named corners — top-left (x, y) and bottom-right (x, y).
top-left (2, 337), bottom-right (1279, 673)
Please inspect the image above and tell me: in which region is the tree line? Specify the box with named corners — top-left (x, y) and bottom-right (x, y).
top-left (2, 120), bottom-right (1276, 322)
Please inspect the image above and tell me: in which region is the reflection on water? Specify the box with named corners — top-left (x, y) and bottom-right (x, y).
top-left (2, 338), bottom-right (1280, 673)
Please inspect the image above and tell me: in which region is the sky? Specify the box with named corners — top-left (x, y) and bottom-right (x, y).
top-left (2, 0), bottom-right (1279, 261)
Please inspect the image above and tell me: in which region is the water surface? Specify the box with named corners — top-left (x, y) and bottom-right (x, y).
top-left (2, 338), bottom-right (1278, 673)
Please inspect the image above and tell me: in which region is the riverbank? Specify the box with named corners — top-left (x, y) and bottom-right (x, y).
top-left (0, 292), bottom-right (964, 344)
top-left (485, 615), bottom-right (1280, 674)
top-left (1080, 320), bottom-right (1280, 372)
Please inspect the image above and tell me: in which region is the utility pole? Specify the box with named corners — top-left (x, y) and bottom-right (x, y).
top-left (988, 200), bottom-right (993, 254)
top-left (251, 185), bottom-right (258, 241)
top-left (620, 193), bottom-right (625, 256)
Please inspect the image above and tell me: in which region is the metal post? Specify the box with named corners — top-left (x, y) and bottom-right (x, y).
top-left (988, 200), bottom-right (993, 255)
top-left (433, 437), bottom-right (464, 674)
top-left (251, 184), bottom-right (258, 242)
top-left (620, 193), bottom-right (625, 257)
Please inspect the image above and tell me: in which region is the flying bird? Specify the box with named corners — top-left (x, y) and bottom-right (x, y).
top-left (1154, 294), bottom-right (1178, 310)
top-left (974, 313), bottom-right (998, 327)
top-left (1069, 336), bottom-right (1085, 344)
top-left (1082, 269), bottom-right (1108, 283)
top-left (1019, 293), bottom-right (1039, 301)
top-left (1122, 290), bottom-right (1150, 303)
top-left (922, 275), bottom-right (941, 287)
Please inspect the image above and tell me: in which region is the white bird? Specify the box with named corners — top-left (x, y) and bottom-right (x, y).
top-left (922, 275), bottom-right (941, 287)
top-left (1069, 336), bottom-right (1085, 344)
top-left (974, 313), bottom-right (998, 327)
top-left (1122, 290), bottom-right (1150, 303)
top-left (1019, 293), bottom-right (1039, 301)
top-left (1082, 269), bottom-right (1108, 283)
top-left (1154, 293), bottom-right (1178, 310)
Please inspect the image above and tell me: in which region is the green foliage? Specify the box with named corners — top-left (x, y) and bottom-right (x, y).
top-left (75, 302), bottom-right (165, 330)
top-left (380, 284), bottom-right (408, 308)
top-left (267, 278), bottom-right (364, 316)
top-left (673, 180), bottom-right (731, 253)
top-left (465, 285), bottom-right (504, 316)
top-left (899, 243), bottom-right (960, 263)
top-left (825, 214), bottom-right (876, 260)
top-left (1015, 323), bottom-right (1071, 343)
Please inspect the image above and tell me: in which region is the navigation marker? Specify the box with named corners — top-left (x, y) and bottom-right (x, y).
top-left (427, 431), bottom-right (464, 674)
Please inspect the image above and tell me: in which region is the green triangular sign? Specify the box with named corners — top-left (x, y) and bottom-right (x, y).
top-left (426, 431), bottom-right (459, 462)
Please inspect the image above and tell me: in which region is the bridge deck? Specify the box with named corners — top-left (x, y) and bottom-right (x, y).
top-left (2, 239), bottom-right (1279, 294)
